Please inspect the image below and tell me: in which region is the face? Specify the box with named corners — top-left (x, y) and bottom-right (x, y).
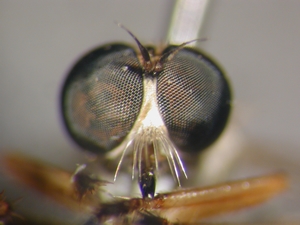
top-left (60, 25), bottom-right (231, 198)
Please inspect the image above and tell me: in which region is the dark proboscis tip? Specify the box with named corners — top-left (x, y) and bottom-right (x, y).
top-left (139, 171), bottom-right (156, 199)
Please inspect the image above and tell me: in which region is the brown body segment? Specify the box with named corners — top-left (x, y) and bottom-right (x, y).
top-left (146, 173), bottom-right (287, 223)
top-left (2, 154), bottom-right (288, 224)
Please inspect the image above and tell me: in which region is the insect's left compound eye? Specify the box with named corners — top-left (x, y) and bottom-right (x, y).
top-left (61, 44), bottom-right (144, 153)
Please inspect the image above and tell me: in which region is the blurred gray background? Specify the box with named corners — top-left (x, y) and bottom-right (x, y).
top-left (0, 0), bottom-right (299, 223)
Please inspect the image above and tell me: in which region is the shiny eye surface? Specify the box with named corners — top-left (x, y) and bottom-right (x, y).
top-left (61, 44), bottom-right (231, 155)
top-left (157, 46), bottom-right (231, 153)
top-left (61, 44), bottom-right (144, 154)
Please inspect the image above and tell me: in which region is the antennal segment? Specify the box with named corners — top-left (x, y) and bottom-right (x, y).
top-left (155, 38), bottom-right (206, 72)
top-left (115, 22), bottom-right (153, 72)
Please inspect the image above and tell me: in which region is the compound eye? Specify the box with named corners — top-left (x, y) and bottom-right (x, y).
top-left (157, 46), bottom-right (231, 153)
top-left (61, 44), bottom-right (143, 154)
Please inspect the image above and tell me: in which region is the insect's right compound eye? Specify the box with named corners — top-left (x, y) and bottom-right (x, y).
top-left (157, 46), bottom-right (231, 153)
top-left (61, 44), bottom-right (144, 154)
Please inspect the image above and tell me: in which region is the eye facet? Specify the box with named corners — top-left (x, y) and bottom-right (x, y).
top-left (61, 28), bottom-right (231, 199)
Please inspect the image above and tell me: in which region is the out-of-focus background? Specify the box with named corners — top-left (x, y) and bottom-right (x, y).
top-left (0, 0), bottom-right (299, 223)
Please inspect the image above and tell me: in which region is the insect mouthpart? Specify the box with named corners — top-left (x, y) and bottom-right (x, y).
top-left (109, 70), bottom-right (187, 198)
